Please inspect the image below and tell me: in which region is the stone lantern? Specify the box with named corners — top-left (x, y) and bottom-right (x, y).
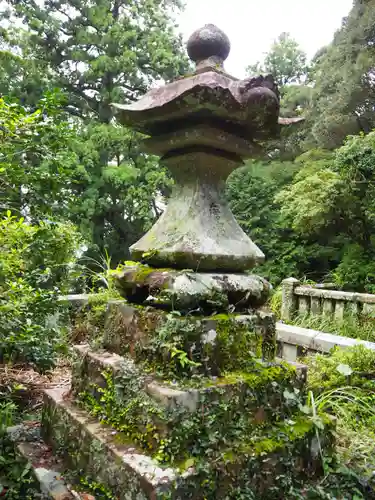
top-left (110, 24), bottom-right (298, 318)
top-left (36, 25), bottom-right (332, 500)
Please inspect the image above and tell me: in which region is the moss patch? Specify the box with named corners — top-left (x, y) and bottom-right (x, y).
top-left (133, 312), bottom-right (276, 378)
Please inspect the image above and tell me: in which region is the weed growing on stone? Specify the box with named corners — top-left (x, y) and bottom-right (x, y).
top-left (304, 345), bottom-right (375, 492)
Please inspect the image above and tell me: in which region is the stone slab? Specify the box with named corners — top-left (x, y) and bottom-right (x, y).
top-left (294, 286), bottom-right (375, 304)
top-left (141, 125), bottom-right (261, 159)
top-left (112, 71), bottom-right (279, 141)
top-left (129, 151), bottom-right (265, 272)
top-left (42, 387), bottom-right (185, 499)
top-left (115, 264), bottom-right (271, 311)
top-left (71, 345), bottom-right (303, 434)
top-left (72, 344), bottom-right (204, 413)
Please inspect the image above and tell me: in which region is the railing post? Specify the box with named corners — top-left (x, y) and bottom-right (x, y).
top-left (281, 278), bottom-right (300, 322)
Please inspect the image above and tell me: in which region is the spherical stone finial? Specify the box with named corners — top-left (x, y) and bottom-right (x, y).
top-left (187, 24), bottom-right (230, 67)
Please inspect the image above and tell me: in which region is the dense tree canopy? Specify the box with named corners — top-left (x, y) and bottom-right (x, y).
top-left (0, 92), bottom-right (79, 218)
top-left (0, 0), bottom-right (187, 263)
top-left (307, 0), bottom-right (375, 149)
top-left (232, 6), bottom-right (375, 292)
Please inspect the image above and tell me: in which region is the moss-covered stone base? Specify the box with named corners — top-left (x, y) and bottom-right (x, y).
top-left (102, 301), bottom-right (277, 377)
top-left (71, 345), bottom-right (307, 456)
top-left (41, 387), bottom-right (334, 499)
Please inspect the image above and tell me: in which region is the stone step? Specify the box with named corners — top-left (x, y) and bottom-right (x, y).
top-left (6, 422), bottom-right (96, 499)
top-left (71, 345), bottom-right (308, 456)
top-left (41, 387), bottom-right (332, 499)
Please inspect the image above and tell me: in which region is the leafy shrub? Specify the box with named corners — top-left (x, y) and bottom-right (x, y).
top-left (269, 286), bottom-right (282, 317)
top-left (304, 345), bottom-right (375, 488)
top-left (0, 212), bottom-right (81, 371)
top-left (304, 344), bottom-right (375, 393)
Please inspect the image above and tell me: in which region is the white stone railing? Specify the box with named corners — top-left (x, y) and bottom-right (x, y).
top-left (276, 322), bottom-right (375, 362)
top-left (281, 278), bottom-right (375, 323)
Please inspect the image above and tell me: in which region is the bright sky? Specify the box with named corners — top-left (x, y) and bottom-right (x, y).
top-left (177, 0), bottom-right (354, 77)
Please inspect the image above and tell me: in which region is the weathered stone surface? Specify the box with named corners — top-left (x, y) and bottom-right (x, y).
top-left (41, 387), bottom-right (332, 499)
top-left (276, 322), bottom-right (375, 354)
top-left (112, 70), bottom-right (280, 140)
top-left (141, 125), bottom-right (261, 159)
top-left (36, 23), bottom-right (334, 500)
top-left (111, 24), bottom-right (303, 273)
top-left (71, 345), bottom-right (299, 418)
top-left (294, 285), bottom-right (375, 303)
top-left (102, 301), bottom-right (277, 371)
top-left (129, 151), bottom-right (265, 272)
top-left (42, 388), bottom-right (182, 499)
top-left (115, 264), bottom-right (271, 310)
top-left (187, 24), bottom-right (230, 72)
top-left (281, 278), bottom-right (300, 322)
top-left (6, 423), bottom-right (92, 499)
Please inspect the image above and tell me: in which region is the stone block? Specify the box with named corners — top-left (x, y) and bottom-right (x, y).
top-left (114, 264), bottom-right (271, 312)
top-left (282, 343), bottom-right (298, 362)
top-left (334, 301), bottom-right (345, 321)
top-left (281, 278), bottom-right (300, 322)
top-left (41, 387), bottom-right (332, 499)
top-left (71, 345), bottom-right (304, 449)
top-left (102, 302), bottom-right (277, 375)
top-left (141, 125), bottom-right (260, 159)
top-left (310, 297), bottom-right (321, 316)
top-left (322, 299), bottom-right (334, 317)
top-left (42, 388), bottom-right (181, 499)
top-left (363, 302), bottom-right (375, 316)
top-left (298, 296), bottom-right (310, 315)
top-left (276, 322), bottom-right (375, 354)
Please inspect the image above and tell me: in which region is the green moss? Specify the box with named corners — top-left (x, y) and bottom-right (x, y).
top-left (75, 346), bottom-right (313, 468)
top-left (133, 263), bottom-right (171, 283)
top-left (224, 414), bottom-right (326, 462)
top-left (212, 362), bottom-right (297, 390)
top-left (210, 315), bottom-right (263, 369)
top-left (69, 291), bottom-right (119, 344)
top-left (134, 312), bottom-right (276, 378)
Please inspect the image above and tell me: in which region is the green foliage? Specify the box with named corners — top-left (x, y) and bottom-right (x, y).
top-left (0, 212), bottom-right (81, 370)
top-left (79, 367), bottom-right (165, 453)
top-left (0, 0), bottom-right (187, 263)
top-left (240, 3), bottom-right (375, 293)
top-left (0, 397), bottom-right (39, 499)
top-left (308, 0), bottom-right (375, 149)
top-left (79, 476), bottom-right (116, 499)
top-left (133, 312), bottom-right (271, 379)
top-left (226, 158), bottom-right (336, 285)
top-left (247, 32), bottom-right (308, 87)
top-left (0, 93), bottom-right (80, 218)
top-left (246, 32), bottom-right (311, 159)
top-left (269, 287), bottom-right (282, 317)
top-left (304, 345), bottom-right (375, 490)
top-left (275, 132), bottom-right (375, 291)
top-left (78, 359), bottom-right (316, 474)
top-left (304, 344), bottom-right (375, 393)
